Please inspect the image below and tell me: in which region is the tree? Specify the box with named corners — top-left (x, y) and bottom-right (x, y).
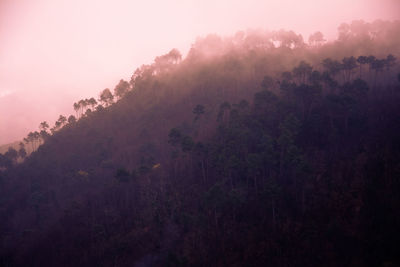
top-left (39, 130), bottom-right (50, 142)
top-left (277, 114), bottom-right (301, 177)
top-left (321, 71), bottom-right (338, 92)
top-left (308, 31), bottom-right (325, 46)
top-left (4, 147), bottom-right (18, 164)
top-left (370, 58), bottom-right (386, 86)
top-left (309, 70), bottom-right (322, 85)
top-left (193, 104), bottom-right (205, 122)
top-left (273, 30), bottom-right (305, 48)
top-left (293, 61), bottom-right (312, 84)
top-left (325, 93), bottom-right (356, 133)
top-left (253, 90), bottom-right (278, 116)
top-left (154, 49), bottom-right (182, 73)
top-left (39, 121), bottom-right (49, 132)
top-left (293, 83), bottom-right (322, 120)
top-left (217, 102), bottom-right (231, 123)
top-left (33, 131), bottom-right (41, 148)
top-left (338, 22), bottom-right (351, 41)
top-left (371, 59), bottom-right (385, 72)
top-left (168, 128), bottom-right (182, 147)
top-left (322, 58), bottom-right (342, 78)
top-left (18, 142), bottom-right (27, 159)
top-left (385, 54), bottom-right (396, 70)
top-left (38, 121), bottom-right (50, 144)
top-left (349, 78), bottom-right (369, 99)
top-left (68, 115), bottom-right (77, 124)
top-left (261, 75), bottom-right (275, 89)
top-left (78, 99), bottom-right (88, 116)
top-left (342, 56), bottom-right (358, 82)
top-left (115, 168), bottom-right (131, 183)
top-left (26, 132), bottom-right (35, 151)
top-left (55, 115), bottom-right (67, 128)
top-left (166, 48), bottom-right (182, 64)
top-left (181, 136), bottom-right (194, 153)
top-left (281, 71), bottom-right (293, 81)
top-left (73, 102), bottom-right (80, 118)
top-left (0, 153), bottom-right (12, 169)
top-left (194, 142), bottom-right (209, 182)
top-left (88, 97), bottom-right (97, 110)
top-left (99, 88), bottom-right (114, 106)
top-left (366, 55), bottom-right (376, 72)
top-left (114, 79), bottom-right (130, 99)
top-left (357, 56), bottom-right (368, 78)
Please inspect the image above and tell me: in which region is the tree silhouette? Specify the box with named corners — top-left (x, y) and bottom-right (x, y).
top-left (308, 31), bottom-right (325, 46)
top-left (26, 132), bottom-right (35, 151)
top-left (39, 121), bottom-right (49, 133)
top-left (261, 75), bottom-right (275, 89)
top-left (342, 56), bottom-right (358, 82)
top-left (78, 99), bottom-right (87, 116)
top-left (294, 84), bottom-right (322, 120)
top-left (115, 168), bottom-right (131, 183)
top-left (88, 97), bottom-right (97, 110)
top-left (168, 128), bottom-right (182, 147)
top-left (53, 115), bottom-right (67, 132)
top-left (4, 147), bottom-right (18, 165)
top-left (68, 115), bottom-right (77, 124)
top-left (357, 56), bottom-right (368, 78)
top-left (99, 88), bottom-right (114, 106)
top-left (321, 71), bottom-right (338, 92)
top-left (193, 104), bottom-right (205, 122)
top-left (277, 114), bottom-right (301, 177)
top-left (273, 30), bottom-right (304, 48)
top-left (281, 71), bottom-right (293, 81)
top-left (366, 55), bottom-right (376, 74)
top-left (217, 102), bottom-right (231, 123)
top-left (39, 130), bottom-right (50, 143)
top-left (0, 153), bottom-right (12, 169)
top-left (371, 58), bottom-right (386, 87)
top-left (114, 79), bottom-right (130, 99)
top-left (293, 61), bottom-right (312, 84)
top-left (181, 135), bottom-right (194, 153)
top-left (18, 142), bottom-right (27, 160)
top-left (73, 102), bottom-right (80, 118)
top-left (167, 48), bottom-right (182, 64)
top-left (33, 131), bottom-right (41, 148)
top-left (154, 48), bottom-right (182, 73)
top-left (385, 54), bottom-right (397, 72)
top-left (309, 70), bottom-right (322, 85)
top-left (322, 58), bottom-right (342, 78)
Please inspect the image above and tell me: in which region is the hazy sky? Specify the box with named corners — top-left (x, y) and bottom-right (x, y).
top-left (0, 0), bottom-right (399, 144)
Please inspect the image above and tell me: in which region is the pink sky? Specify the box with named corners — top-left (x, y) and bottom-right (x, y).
top-left (0, 0), bottom-right (399, 145)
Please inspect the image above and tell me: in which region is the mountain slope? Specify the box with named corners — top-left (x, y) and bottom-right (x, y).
top-left (1, 22), bottom-right (400, 267)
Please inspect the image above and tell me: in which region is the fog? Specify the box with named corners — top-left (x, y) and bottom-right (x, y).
top-left (0, 0), bottom-right (399, 144)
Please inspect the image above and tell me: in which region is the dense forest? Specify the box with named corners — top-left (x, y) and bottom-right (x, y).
top-left (1, 20), bottom-right (400, 266)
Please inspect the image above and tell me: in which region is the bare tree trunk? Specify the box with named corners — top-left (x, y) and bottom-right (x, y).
top-left (272, 199), bottom-right (276, 227)
top-left (201, 160), bottom-right (206, 183)
top-left (279, 148), bottom-right (285, 178)
top-left (254, 176), bottom-right (258, 195)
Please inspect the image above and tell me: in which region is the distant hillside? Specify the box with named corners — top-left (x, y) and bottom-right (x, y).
top-left (1, 20), bottom-right (400, 267)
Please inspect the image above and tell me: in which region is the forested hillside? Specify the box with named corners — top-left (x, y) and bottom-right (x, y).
top-left (1, 20), bottom-right (400, 267)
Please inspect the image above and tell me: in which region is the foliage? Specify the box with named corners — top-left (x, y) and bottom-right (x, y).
top-left (0, 20), bottom-right (400, 267)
